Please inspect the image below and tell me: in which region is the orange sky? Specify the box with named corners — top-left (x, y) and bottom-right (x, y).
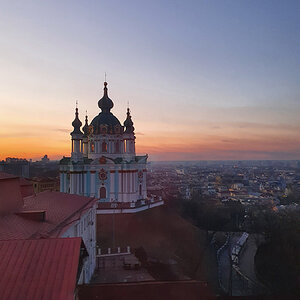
top-left (1, 115), bottom-right (300, 161)
top-left (0, 2), bottom-right (299, 161)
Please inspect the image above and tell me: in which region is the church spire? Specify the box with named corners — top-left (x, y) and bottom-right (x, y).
top-left (98, 82), bottom-right (114, 113)
top-left (82, 112), bottom-right (89, 137)
top-left (71, 105), bottom-right (83, 135)
top-left (124, 107), bottom-right (135, 133)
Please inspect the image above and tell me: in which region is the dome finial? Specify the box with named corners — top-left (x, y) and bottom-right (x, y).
top-left (71, 102), bottom-right (83, 135)
top-left (124, 105), bottom-right (134, 133)
top-left (83, 110), bottom-right (89, 136)
top-left (98, 81), bottom-right (114, 112)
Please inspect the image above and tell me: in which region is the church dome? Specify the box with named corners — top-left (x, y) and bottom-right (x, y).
top-left (90, 82), bottom-right (122, 134)
top-left (98, 82), bottom-right (113, 112)
top-left (124, 108), bottom-right (134, 133)
top-left (82, 114), bottom-right (89, 137)
top-left (90, 112), bottom-right (121, 133)
top-left (71, 107), bottom-right (83, 135)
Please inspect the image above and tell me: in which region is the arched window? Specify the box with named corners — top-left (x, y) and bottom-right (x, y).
top-left (100, 187), bottom-right (106, 199)
top-left (90, 141), bottom-right (95, 152)
top-left (115, 141), bottom-right (120, 153)
top-left (102, 142), bottom-right (107, 152)
top-left (139, 184), bottom-right (142, 196)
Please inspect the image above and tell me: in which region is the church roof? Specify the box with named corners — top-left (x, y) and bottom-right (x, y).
top-left (124, 108), bottom-right (134, 133)
top-left (98, 82), bottom-right (113, 113)
top-left (71, 107), bottom-right (83, 135)
top-left (90, 82), bottom-right (122, 134)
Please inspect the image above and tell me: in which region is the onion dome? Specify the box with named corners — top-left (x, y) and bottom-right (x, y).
top-left (98, 82), bottom-right (114, 113)
top-left (90, 82), bottom-right (122, 134)
top-left (124, 108), bottom-right (135, 133)
top-left (82, 114), bottom-right (89, 137)
top-left (71, 107), bottom-right (83, 135)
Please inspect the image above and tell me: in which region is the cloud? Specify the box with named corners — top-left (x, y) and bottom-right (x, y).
top-left (55, 128), bottom-right (70, 133)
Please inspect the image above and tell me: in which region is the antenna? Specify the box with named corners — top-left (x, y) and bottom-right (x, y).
top-left (104, 72), bottom-right (107, 82)
top-left (76, 100), bottom-right (78, 109)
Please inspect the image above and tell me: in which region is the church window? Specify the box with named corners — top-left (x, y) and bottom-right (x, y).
top-left (90, 141), bottom-right (95, 152)
top-left (115, 141), bottom-right (120, 153)
top-left (102, 141), bottom-right (107, 152)
top-left (100, 125), bottom-right (107, 134)
top-left (100, 187), bottom-right (106, 199)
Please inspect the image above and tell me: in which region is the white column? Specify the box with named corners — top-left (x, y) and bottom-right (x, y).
top-left (60, 173), bottom-right (63, 192)
top-left (84, 172), bottom-right (87, 196)
top-left (91, 172), bottom-right (96, 197)
top-left (76, 174), bottom-right (80, 194)
top-left (64, 173), bottom-right (67, 192)
top-left (110, 172), bottom-right (115, 201)
top-left (119, 172), bottom-right (123, 202)
top-left (79, 173), bottom-right (82, 194)
top-left (70, 173), bottom-right (74, 194)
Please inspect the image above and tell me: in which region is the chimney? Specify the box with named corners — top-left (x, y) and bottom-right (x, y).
top-left (16, 210), bottom-right (46, 222)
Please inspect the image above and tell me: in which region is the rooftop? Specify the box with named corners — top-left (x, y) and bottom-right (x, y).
top-left (0, 237), bottom-right (84, 300)
top-left (0, 191), bottom-right (96, 240)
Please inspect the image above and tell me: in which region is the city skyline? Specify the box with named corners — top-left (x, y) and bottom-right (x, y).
top-left (1, 0), bottom-right (299, 161)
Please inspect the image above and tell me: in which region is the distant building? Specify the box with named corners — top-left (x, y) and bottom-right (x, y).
top-left (60, 82), bottom-right (151, 209)
top-left (41, 154), bottom-right (50, 163)
top-left (0, 172), bottom-right (96, 283)
top-left (31, 176), bottom-right (60, 193)
top-left (0, 157), bottom-right (30, 178)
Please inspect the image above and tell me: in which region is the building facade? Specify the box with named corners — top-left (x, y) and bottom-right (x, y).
top-left (60, 82), bottom-right (148, 205)
top-left (60, 201), bottom-right (97, 284)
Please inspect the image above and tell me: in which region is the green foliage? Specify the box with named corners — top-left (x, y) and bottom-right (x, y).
top-left (254, 210), bottom-right (300, 295)
top-left (280, 185), bottom-right (300, 205)
top-left (179, 195), bottom-right (244, 231)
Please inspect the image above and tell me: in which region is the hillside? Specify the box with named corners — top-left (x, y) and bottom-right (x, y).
top-left (96, 205), bottom-right (217, 282)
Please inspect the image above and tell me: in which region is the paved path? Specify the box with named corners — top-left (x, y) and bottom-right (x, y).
top-left (92, 254), bottom-right (154, 283)
top-left (218, 233), bottom-right (242, 294)
top-left (218, 233), bottom-right (267, 296)
top-left (239, 234), bottom-right (259, 283)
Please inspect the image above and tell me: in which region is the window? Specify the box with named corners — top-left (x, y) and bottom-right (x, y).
top-left (139, 184), bottom-right (142, 196)
top-left (115, 141), bottom-right (120, 153)
top-left (90, 141), bottom-right (95, 152)
top-left (102, 142), bottom-right (107, 152)
top-left (100, 187), bottom-right (106, 199)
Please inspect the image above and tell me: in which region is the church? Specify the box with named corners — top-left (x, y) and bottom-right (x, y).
top-left (59, 82), bottom-right (148, 206)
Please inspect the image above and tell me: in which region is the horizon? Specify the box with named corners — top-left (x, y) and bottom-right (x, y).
top-left (0, 1), bottom-right (299, 160)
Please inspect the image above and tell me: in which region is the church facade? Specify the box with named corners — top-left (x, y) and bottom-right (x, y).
top-left (59, 82), bottom-right (148, 205)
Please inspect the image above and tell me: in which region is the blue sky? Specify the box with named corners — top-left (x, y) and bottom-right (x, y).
top-left (0, 0), bottom-right (299, 160)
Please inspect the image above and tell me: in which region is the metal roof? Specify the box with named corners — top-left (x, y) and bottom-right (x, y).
top-left (0, 191), bottom-right (96, 240)
top-left (0, 237), bottom-right (83, 300)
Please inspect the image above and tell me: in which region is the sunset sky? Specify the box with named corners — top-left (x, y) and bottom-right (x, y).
top-left (0, 0), bottom-right (299, 161)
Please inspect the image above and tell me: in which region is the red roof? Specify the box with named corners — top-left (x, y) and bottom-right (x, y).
top-left (0, 238), bottom-right (82, 300)
top-left (0, 191), bottom-right (96, 240)
top-left (19, 178), bottom-right (34, 198)
top-left (0, 174), bottom-right (23, 215)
